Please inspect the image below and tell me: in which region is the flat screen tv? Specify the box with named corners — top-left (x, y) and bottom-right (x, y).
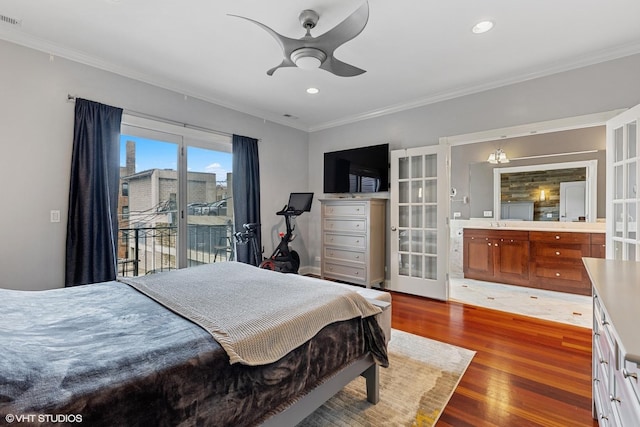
top-left (323, 143), bottom-right (389, 193)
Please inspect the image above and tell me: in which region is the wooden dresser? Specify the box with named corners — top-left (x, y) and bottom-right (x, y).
top-left (583, 258), bottom-right (640, 426)
top-left (320, 198), bottom-right (386, 287)
top-left (463, 228), bottom-right (604, 295)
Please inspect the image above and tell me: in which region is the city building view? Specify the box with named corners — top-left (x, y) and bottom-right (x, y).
top-left (117, 139), bottom-right (234, 276)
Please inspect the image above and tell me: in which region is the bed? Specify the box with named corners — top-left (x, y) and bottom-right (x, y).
top-left (0, 262), bottom-right (389, 426)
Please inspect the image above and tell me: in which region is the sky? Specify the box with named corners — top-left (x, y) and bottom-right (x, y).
top-left (120, 135), bottom-right (232, 179)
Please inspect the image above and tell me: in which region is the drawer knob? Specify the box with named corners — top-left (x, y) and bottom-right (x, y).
top-left (600, 358), bottom-right (608, 365)
top-left (610, 395), bottom-right (621, 404)
top-left (623, 369), bottom-right (638, 381)
top-left (555, 272), bottom-right (561, 277)
top-left (555, 235), bottom-right (560, 239)
top-left (355, 255), bottom-right (360, 259)
top-left (488, 243), bottom-right (492, 246)
top-left (555, 251), bottom-right (561, 256)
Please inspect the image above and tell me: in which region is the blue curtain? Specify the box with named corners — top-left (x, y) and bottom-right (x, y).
top-left (232, 134), bottom-right (261, 266)
top-left (65, 99), bottom-right (123, 286)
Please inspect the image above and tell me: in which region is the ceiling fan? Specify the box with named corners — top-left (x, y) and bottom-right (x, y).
top-left (229, 2), bottom-right (369, 77)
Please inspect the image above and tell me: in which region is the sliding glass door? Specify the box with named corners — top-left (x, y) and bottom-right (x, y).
top-left (118, 116), bottom-right (232, 276)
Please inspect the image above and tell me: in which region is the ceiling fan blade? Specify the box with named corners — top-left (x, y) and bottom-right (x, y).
top-left (320, 56), bottom-right (366, 77)
top-left (228, 14), bottom-right (301, 56)
top-left (313, 1), bottom-right (369, 52)
top-left (267, 59), bottom-right (296, 76)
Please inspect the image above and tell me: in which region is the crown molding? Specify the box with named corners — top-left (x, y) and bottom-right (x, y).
top-left (308, 40), bottom-right (640, 132)
top-left (3, 26), bottom-right (640, 135)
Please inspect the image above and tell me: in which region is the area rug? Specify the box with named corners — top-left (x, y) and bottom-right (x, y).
top-left (298, 329), bottom-right (475, 427)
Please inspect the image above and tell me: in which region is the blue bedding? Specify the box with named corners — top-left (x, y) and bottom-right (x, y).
top-left (0, 274), bottom-right (386, 426)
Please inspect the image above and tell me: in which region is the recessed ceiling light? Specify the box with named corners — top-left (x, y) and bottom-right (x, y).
top-left (472, 20), bottom-right (494, 34)
top-left (306, 87), bottom-right (319, 95)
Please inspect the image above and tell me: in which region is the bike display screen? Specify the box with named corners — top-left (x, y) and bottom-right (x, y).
top-left (287, 192), bottom-right (313, 212)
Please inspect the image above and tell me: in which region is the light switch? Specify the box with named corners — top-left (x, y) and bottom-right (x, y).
top-left (50, 210), bottom-right (61, 223)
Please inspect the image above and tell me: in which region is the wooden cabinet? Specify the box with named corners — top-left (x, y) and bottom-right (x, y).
top-left (591, 232), bottom-right (606, 259)
top-left (463, 229), bottom-right (529, 286)
top-left (529, 231), bottom-right (592, 296)
top-left (320, 198), bottom-right (386, 287)
top-left (463, 228), bottom-right (605, 295)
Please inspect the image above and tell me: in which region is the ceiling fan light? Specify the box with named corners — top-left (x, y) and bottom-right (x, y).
top-left (291, 47), bottom-right (326, 70)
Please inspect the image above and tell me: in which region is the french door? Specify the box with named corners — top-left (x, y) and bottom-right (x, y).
top-left (389, 145), bottom-right (449, 300)
top-left (607, 104), bottom-right (640, 261)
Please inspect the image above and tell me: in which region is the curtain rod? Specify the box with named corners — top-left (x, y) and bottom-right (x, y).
top-left (67, 94), bottom-right (233, 138)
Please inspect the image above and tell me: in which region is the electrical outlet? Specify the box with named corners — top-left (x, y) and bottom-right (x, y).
top-left (453, 212), bottom-right (461, 218)
top-left (546, 213), bottom-right (553, 218)
top-left (483, 210), bottom-right (493, 217)
top-left (50, 210), bottom-right (61, 223)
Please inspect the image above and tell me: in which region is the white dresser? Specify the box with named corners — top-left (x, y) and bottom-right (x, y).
top-left (583, 258), bottom-right (640, 426)
top-left (320, 198), bottom-right (386, 287)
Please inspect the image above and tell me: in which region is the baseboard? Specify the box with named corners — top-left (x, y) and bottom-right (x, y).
top-left (298, 265), bottom-right (389, 291)
top-left (300, 265), bottom-right (321, 276)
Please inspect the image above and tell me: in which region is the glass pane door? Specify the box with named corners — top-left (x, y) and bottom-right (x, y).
top-left (118, 134), bottom-right (179, 276)
top-left (186, 146), bottom-right (234, 265)
top-left (390, 145), bottom-right (448, 300)
top-left (119, 117), bottom-right (233, 275)
top-left (607, 105), bottom-right (640, 260)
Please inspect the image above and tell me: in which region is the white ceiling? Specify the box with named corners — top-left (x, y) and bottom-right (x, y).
top-left (1, 0), bottom-right (640, 132)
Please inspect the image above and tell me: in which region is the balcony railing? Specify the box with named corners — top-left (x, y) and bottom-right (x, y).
top-left (118, 224), bottom-right (234, 277)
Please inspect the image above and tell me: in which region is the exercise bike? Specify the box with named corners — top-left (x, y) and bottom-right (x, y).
top-left (236, 192), bottom-right (313, 274)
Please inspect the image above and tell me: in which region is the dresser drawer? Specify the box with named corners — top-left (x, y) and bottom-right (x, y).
top-left (532, 263), bottom-right (584, 281)
top-left (464, 228), bottom-right (529, 240)
top-left (594, 376), bottom-right (612, 426)
top-left (624, 360), bottom-right (640, 402)
top-left (324, 218), bottom-right (367, 233)
top-left (594, 334), bottom-right (612, 385)
top-left (529, 231), bottom-right (591, 244)
top-left (613, 368), bottom-right (640, 427)
top-left (591, 233), bottom-right (606, 245)
top-left (324, 247), bottom-right (366, 264)
top-left (533, 244), bottom-right (587, 259)
top-left (323, 202), bottom-right (368, 217)
top-left (323, 233), bottom-right (366, 249)
top-left (323, 262), bottom-right (366, 284)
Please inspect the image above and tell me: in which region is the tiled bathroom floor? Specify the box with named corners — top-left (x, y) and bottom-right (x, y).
top-left (449, 277), bottom-right (592, 328)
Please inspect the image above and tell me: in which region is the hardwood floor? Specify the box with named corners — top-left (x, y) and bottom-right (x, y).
top-left (390, 291), bottom-right (598, 427)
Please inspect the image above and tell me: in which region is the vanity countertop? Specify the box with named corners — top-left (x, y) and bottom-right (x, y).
top-left (454, 219), bottom-right (605, 233)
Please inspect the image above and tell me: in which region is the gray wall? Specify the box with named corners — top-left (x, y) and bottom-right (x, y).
top-left (0, 39), bottom-right (309, 291)
top-left (3, 36), bottom-right (640, 290)
top-left (307, 54), bottom-right (640, 276)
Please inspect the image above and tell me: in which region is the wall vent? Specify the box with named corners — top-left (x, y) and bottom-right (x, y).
top-left (0, 14), bottom-right (22, 26)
